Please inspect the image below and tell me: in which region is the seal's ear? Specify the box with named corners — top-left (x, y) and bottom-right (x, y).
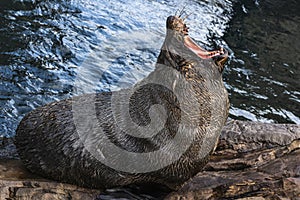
top-left (213, 48), bottom-right (228, 73)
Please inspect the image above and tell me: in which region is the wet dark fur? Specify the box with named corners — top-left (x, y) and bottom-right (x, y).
top-left (15, 16), bottom-right (229, 190)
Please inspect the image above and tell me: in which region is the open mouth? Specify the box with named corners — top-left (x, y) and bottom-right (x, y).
top-left (184, 35), bottom-right (224, 59)
top-left (184, 35), bottom-right (228, 68)
top-left (168, 15), bottom-right (228, 68)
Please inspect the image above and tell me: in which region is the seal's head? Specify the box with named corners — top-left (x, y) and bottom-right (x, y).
top-left (166, 15), bottom-right (189, 35)
top-left (158, 15), bottom-right (228, 73)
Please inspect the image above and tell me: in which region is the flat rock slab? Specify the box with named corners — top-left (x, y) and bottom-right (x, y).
top-left (1, 120), bottom-right (300, 199)
top-left (0, 179), bottom-right (100, 200)
top-left (0, 158), bottom-right (101, 200)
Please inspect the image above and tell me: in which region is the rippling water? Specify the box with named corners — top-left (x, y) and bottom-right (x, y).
top-left (0, 0), bottom-right (234, 137)
top-left (1, 0), bottom-right (299, 199)
top-left (1, 0), bottom-right (300, 135)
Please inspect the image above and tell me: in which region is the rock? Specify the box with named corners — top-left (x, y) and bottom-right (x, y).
top-left (0, 179), bottom-right (100, 200)
top-left (1, 120), bottom-right (300, 199)
top-left (0, 140), bottom-right (101, 200)
top-left (165, 120), bottom-right (300, 200)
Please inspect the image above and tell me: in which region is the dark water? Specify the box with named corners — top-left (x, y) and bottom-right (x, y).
top-left (223, 0), bottom-right (300, 123)
top-left (0, 0), bottom-right (235, 138)
top-left (0, 0), bottom-right (299, 198)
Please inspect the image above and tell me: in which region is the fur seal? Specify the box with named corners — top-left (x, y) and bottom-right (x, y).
top-left (15, 15), bottom-right (229, 190)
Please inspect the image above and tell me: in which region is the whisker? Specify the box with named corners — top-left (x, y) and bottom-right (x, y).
top-left (175, 8), bottom-right (180, 16)
top-left (178, 5), bottom-right (187, 18)
top-left (182, 12), bottom-right (193, 21)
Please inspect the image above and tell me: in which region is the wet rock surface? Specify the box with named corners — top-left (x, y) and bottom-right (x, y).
top-left (166, 120), bottom-right (300, 200)
top-left (1, 120), bottom-right (300, 199)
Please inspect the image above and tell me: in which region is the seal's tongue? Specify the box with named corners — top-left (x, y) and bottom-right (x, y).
top-left (184, 36), bottom-right (224, 59)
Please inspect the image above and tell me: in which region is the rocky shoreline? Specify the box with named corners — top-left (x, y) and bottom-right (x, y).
top-left (1, 120), bottom-right (300, 199)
